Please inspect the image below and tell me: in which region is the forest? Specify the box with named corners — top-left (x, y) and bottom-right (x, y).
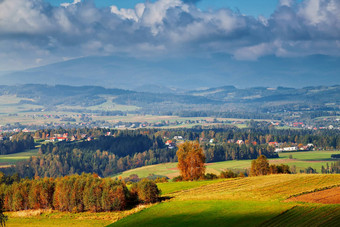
top-left (1, 127), bottom-right (338, 179)
top-left (0, 133), bottom-right (35, 155)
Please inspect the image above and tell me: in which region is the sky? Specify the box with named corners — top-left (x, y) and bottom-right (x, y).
top-left (0, 0), bottom-right (339, 72)
top-left (46, 0), bottom-right (283, 17)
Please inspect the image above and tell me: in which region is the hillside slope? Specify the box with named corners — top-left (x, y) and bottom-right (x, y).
top-left (110, 174), bottom-right (340, 227)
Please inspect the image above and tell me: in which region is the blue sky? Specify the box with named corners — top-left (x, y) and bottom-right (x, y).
top-left (47, 0), bottom-right (282, 17)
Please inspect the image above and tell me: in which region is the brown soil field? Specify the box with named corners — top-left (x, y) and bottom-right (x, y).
top-left (287, 187), bottom-right (340, 204)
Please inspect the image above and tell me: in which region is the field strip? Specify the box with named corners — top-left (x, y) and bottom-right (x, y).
top-left (167, 175), bottom-right (340, 201)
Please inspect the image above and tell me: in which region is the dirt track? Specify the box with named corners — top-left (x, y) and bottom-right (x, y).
top-left (287, 187), bottom-right (340, 204)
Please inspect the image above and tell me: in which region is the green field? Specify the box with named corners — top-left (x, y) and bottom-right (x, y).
top-left (110, 174), bottom-right (340, 227)
top-left (0, 149), bottom-right (39, 166)
top-left (113, 150), bottom-right (340, 179)
top-left (5, 174), bottom-right (340, 227)
top-left (6, 205), bottom-right (152, 227)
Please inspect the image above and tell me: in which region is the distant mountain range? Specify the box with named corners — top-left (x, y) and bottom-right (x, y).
top-left (0, 84), bottom-right (339, 115)
top-left (0, 54), bottom-right (339, 89)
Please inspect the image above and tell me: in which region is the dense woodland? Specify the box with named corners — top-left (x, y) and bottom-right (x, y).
top-left (1, 128), bottom-right (339, 178)
top-left (0, 133), bottom-right (35, 155)
top-left (13, 134), bottom-right (175, 178)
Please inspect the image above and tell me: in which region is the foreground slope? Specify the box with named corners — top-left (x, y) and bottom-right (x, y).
top-left (109, 174), bottom-right (340, 227)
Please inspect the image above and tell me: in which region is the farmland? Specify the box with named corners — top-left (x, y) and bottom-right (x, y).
top-left (5, 174), bottom-right (340, 227)
top-left (110, 174), bottom-right (340, 227)
top-left (113, 150), bottom-right (340, 179)
top-left (0, 149), bottom-right (38, 167)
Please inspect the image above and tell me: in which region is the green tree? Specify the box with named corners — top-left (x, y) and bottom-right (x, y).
top-left (137, 179), bottom-right (160, 203)
top-left (0, 196), bottom-right (7, 227)
top-left (250, 155), bottom-right (270, 176)
top-left (177, 141), bottom-right (206, 180)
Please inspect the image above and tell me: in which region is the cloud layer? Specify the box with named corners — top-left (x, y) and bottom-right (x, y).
top-left (0, 0), bottom-right (339, 70)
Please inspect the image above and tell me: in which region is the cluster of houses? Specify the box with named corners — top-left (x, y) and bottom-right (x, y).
top-left (165, 136), bottom-right (184, 149)
top-left (45, 133), bottom-right (95, 142)
top-left (274, 143), bottom-right (314, 153)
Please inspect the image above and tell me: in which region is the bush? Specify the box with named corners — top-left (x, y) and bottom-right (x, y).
top-left (128, 183), bottom-right (139, 206)
top-left (154, 177), bottom-right (168, 183)
top-left (239, 172), bottom-right (246, 178)
top-left (137, 179), bottom-right (160, 203)
top-left (220, 170), bottom-right (238, 179)
top-left (204, 173), bottom-right (218, 180)
top-left (172, 176), bottom-right (183, 182)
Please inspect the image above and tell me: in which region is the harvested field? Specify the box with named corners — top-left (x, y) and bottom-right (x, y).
top-left (287, 187), bottom-right (340, 204)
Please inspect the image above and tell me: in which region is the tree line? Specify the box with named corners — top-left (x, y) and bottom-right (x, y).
top-left (203, 143), bottom-right (278, 163)
top-left (0, 173), bottom-right (160, 213)
top-left (2, 128), bottom-right (338, 179)
top-left (0, 133), bottom-right (35, 155)
top-left (8, 134), bottom-right (175, 178)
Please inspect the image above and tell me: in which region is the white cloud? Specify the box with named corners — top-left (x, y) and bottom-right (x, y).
top-left (0, 0), bottom-right (339, 69)
top-left (61, 0), bottom-right (82, 8)
top-left (280, 0), bottom-right (294, 7)
top-left (234, 43), bottom-right (275, 60)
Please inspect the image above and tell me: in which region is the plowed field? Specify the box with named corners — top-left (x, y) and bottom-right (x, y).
top-left (288, 187), bottom-right (340, 204)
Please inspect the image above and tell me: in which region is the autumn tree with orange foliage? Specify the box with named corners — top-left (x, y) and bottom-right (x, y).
top-left (177, 141), bottom-right (206, 180)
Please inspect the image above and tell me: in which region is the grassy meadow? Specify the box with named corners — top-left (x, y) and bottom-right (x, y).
top-left (0, 149), bottom-right (39, 167)
top-left (110, 174), bottom-right (340, 227)
top-left (5, 205), bottom-right (152, 227)
top-left (113, 150), bottom-right (340, 179)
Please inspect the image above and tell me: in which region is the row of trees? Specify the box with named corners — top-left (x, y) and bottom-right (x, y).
top-left (176, 142), bottom-right (290, 182)
top-left (250, 155), bottom-right (290, 176)
top-left (321, 161), bottom-right (340, 174)
top-left (203, 143), bottom-right (277, 163)
top-left (0, 173), bottom-right (160, 213)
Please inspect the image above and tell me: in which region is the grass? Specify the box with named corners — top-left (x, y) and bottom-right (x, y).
top-left (157, 179), bottom-right (225, 195)
top-left (5, 175), bottom-right (340, 226)
top-left (0, 149), bottom-right (39, 166)
top-left (111, 200), bottom-right (291, 227)
top-left (261, 205), bottom-right (340, 227)
top-left (110, 174), bottom-right (340, 227)
top-left (6, 205), bottom-right (152, 227)
top-left (113, 150), bottom-right (340, 179)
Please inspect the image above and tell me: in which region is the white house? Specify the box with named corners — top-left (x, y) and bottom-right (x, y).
top-left (283, 146), bottom-right (298, 152)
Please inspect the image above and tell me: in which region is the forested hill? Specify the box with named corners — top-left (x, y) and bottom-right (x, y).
top-left (3, 127), bottom-right (339, 179)
top-left (0, 84), bottom-right (339, 115)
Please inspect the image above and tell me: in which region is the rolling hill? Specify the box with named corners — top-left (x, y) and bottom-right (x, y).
top-left (110, 174), bottom-right (340, 227)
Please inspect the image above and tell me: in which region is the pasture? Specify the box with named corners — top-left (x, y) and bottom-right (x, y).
top-left (0, 149), bottom-right (39, 166)
top-left (5, 205), bottom-right (152, 227)
top-left (110, 174), bottom-right (340, 227)
top-left (113, 150), bottom-right (340, 179)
